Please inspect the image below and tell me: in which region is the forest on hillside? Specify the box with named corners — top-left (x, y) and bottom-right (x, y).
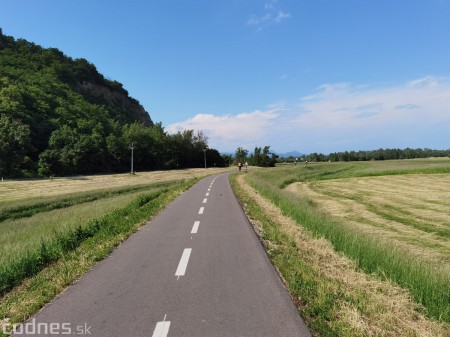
top-left (0, 30), bottom-right (225, 178)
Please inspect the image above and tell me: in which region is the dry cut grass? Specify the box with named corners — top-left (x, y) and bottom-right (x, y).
top-left (0, 168), bottom-right (231, 205)
top-left (287, 174), bottom-right (450, 272)
top-left (238, 174), bottom-right (449, 336)
top-left (0, 191), bottom-right (146, 266)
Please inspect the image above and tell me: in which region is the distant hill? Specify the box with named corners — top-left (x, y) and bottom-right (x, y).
top-left (275, 150), bottom-right (303, 158)
top-left (0, 29), bottom-right (225, 177)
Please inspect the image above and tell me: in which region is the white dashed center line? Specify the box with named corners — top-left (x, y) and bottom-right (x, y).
top-left (203, 198), bottom-right (207, 204)
top-left (206, 192), bottom-right (209, 196)
top-left (191, 221), bottom-right (200, 234)
top-left (198, 207), bottom-right (204, 214)
top-left (175, 248), bottom-right (192, 278)
top-left (152, 321), bottom-right (170, 337)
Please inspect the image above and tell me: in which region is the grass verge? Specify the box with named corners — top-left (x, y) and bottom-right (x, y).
top-left (231, 173), bottom-right (449, 336)
top-left (243, 163), bottom-right (450, 323)
top-left (0, 178), bottom-right (198, 336)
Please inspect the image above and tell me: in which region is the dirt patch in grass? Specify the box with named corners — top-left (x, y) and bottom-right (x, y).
top-left (237, 173), bottom-right (449, 336)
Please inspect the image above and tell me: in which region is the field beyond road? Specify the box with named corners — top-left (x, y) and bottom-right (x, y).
top-left (0, 168), bottom-right (230, 204)
top-left (234, 158), bottom-right (450, 336)
top-left (287, 173), bottom-right (450, 268)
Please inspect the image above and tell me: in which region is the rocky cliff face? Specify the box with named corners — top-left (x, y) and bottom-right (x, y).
top-left (76, 82), bottom-right (153, 127)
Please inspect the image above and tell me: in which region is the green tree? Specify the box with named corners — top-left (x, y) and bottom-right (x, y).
top-left (221, 154), bottom-right (233, 167)
top-left (205, 149), bottom-right (226, 167)
top-left (0, 114), bottom-right (31, 178)
top-left (249, 145), bottom-right (277, 167)
top-left (235, 147), bottom-right (248, 163)
top-left (0, 81), bottom-right (27, 120)
top-left (38, 125), bottom-right (105, 176)
top-left (38, 125), bottom-right (79, 175)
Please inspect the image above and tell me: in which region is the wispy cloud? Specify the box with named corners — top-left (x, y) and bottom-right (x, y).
top-left (167, 77), bottom-right (450, 153)
top-left (274, 10), bottom-right (290, 23)
top-left (264, 1), bottom-right (276, 10)
top-left (247, 1), bottom-right (291, 31)
top-left (296, 77), bottom-right (450, 129)
top-left (395, 104), bottom-right (421, 110)
top-left (290, 77), bottom-right (450, 151)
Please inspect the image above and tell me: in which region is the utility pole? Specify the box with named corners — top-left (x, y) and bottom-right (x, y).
top-left (203, 148), bottom-right (207, 168)
top-left (130, 142), bottom-right (136, 174)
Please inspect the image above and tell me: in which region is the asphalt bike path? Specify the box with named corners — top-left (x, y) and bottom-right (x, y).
top-left (13, 173), bottom-right (310, 337)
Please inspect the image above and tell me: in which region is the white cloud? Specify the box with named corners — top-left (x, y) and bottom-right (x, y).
top-left (167, 110), bottom-right (280, 152)
top-left (167, 77), bottom-right (450, 153)
top-left (290, 77), bottom-right (450, 152)
top-left (247, 1), bottom-right (291, 31)
top-left (296, 77), bottom-right (450, 130)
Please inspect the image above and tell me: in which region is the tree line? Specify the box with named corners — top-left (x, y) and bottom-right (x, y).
top-left (0, 113), bottom-right (226, 178)
top-left (280, 148), bottom-right (450, 163)
top-left (234, 146), bottom-right (278, 167)
top-left (230, 146), bottom-right (450, 167)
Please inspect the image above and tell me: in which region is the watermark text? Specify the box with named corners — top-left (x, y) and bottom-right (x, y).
top-left (2, 318), bottom-right (92, 335)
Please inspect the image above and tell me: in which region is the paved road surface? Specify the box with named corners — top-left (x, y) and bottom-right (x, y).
top-left (13, 173), bottom-right (310, 337)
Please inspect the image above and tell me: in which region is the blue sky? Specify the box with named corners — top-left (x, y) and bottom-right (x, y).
top-left (1, 0), bottom-right (450, 154)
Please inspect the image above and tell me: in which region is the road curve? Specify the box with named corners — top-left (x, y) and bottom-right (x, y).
top-left (14, 173), bottom-right (310, 337)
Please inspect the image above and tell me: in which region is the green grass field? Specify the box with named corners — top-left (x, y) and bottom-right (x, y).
top-left (240, 158), bottom-right (450, 329)
top-left (0, 184), bottom-right (168, 266)
top-left (0, 168), bottom-right (231, 310)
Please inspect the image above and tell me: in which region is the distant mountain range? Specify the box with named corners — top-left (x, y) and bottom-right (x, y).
top-left (274, 151), bottom-right (303, 158)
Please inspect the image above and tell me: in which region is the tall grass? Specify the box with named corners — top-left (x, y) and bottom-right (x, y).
top-left (0, 179), bottom-right (191, 297)
top-left (245, 163), bottom-right (450, 322)
top-left (0, 189), bottom-right (163, 266)
top-left (0, 181), bottom-right (175, 222)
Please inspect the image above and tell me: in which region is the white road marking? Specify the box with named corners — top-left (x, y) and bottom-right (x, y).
top-left (206, 192), bottom-right (209, 196)
top-left (175, 248), bottom-right (192, 278)
top-left (191, 221), bottom-right (200, 234)
top-left (203, 198), bottom-right (207, 204)
top-left (198, 207), bottom-right (204, 214)
top-left (208, 188), bottom-right (211, 192)
top-left (152, 321), bottom-right (171, 337)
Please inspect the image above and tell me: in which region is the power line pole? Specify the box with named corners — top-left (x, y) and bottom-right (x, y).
top-left (130, 142), bottom-right (136, 174)
top-left (203, 148), bottom-right (207, 168)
